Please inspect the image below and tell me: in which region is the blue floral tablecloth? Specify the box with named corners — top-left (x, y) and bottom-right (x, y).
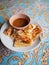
top-left (0, 0), bottom-right (49, 65)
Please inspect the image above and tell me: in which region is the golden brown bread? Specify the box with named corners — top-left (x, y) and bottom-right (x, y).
top-left (4, 24), bottom-right (42, 47)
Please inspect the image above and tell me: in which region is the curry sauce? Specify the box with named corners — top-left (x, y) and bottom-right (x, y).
top-left (12, 18), bottom-right (29, 27)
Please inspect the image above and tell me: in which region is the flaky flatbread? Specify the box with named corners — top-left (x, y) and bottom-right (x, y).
top-left (4, 24), bottom-right (42, 47)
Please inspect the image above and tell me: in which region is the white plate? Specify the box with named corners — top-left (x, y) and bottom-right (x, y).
top-left (0, 23), bottom-right (41, 52)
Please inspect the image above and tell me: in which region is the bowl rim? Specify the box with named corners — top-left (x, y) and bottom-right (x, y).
top-left (9, 14), bottom-right (30, 29)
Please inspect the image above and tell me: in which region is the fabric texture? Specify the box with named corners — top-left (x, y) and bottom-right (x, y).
top-left (0, 0), bottom-right (49, 65)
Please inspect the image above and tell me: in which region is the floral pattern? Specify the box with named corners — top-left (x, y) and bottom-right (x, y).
top-left (0, 0), bottom-right (49, 65)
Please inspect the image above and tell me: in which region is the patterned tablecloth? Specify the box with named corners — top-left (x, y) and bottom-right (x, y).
top-left (0, 0), bottom-right (49, 65)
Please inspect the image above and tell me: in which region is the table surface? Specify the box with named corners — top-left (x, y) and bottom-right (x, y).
top-left (0, 0), bottom-right (49, 65)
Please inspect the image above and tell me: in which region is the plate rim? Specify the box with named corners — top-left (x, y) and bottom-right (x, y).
top-left (0, 22), bottom-right (41, 52)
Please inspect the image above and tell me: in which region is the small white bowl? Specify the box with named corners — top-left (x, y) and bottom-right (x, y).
top-left (9, 14), bottom-right (30, 29)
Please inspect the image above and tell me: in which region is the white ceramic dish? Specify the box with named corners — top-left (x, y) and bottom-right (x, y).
top-left (9, 14), bottom-right (30, 29)
top-left (0, 23), bottom-right (41, 52)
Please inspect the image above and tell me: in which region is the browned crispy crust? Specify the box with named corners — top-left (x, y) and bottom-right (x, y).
top-left (4, 24), bottom-right (42, 47)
